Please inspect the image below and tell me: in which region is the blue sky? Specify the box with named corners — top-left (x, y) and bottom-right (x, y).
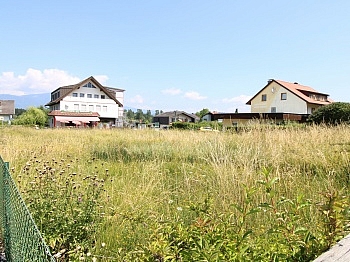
top-left (1, 1), bottom-right (350, 113)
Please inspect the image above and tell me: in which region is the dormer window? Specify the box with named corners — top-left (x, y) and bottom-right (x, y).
top-left (83, 82), bottom-right (97, 88)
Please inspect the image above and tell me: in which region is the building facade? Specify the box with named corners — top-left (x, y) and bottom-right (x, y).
top-left (246, 79), bottom-right (332, 114)
top-left (203, 79), bottom-right (333, 128)
top-left (46, 76), bottom-right (124, 128)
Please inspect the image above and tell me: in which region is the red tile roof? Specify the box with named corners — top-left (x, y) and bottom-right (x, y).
top-left (274, 80), bottom-right (331, 105)
top-left (48, 110), bottom-right (100, 117)
top-left (246, 79), bottom-right (332, 105)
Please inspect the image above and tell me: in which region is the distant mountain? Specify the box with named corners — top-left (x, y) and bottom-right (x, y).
top-left (0, 93), bottom-right (50, 109)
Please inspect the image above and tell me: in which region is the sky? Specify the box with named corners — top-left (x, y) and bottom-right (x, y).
top-left (1, 1), bottom-right (350, 113)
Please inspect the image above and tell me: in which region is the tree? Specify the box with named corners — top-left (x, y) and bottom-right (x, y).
top-left (308, 102), bottom-right (350, 124)
top-left (196, 108), bottom-right (210, 119)
top-left (145, 110), bottom-right (153, 123)
top-left (135, 109), bottom-right (145, 122)
top-left (12, 106), bottom-right (48, 127)
top-left (15, 108), bottom-right (26, 116)
top-left (126, 109), bottom-right (135, 120)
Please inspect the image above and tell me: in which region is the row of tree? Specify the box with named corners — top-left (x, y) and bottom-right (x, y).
top-left (123, 108), bottom-right (211, 124)
top-left (6, 103), bottom-right (350, 127)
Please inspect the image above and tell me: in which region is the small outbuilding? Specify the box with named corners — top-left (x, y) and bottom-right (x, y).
top-left (0, 100), bottom-right (15, 124)
top-left (153, 111), bottom-right (199, 128)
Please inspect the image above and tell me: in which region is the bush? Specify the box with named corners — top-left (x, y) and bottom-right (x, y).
top-left (12, 106), bottom-right (48, 127)
top-left (308, 102), bottom-right (350, 124)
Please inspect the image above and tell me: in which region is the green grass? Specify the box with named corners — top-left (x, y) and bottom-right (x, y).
top-left (1, 125), bottom-right (350, 261)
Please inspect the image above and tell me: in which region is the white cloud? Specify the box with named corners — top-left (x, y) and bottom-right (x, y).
top-left (222, 95), bottom-right (251, 104)
top-left (94, 75), bottom-right (109, 85)
top-left (128, 95), bottom-right (144, 104)
top-left (161, 88), bottom-right (182, 95)
top-left (0, 68), bottom-right (81, 95)
top-left (217, 95), bottom-right (252, 113)
top-left (184, 91), bottom-right (207, 100)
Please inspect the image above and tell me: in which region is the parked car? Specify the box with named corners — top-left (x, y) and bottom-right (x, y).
top-left (199, 127), bottom-right (219, 132)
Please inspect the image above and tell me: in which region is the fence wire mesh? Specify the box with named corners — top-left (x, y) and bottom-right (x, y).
top-left (0, 156), bottom-right (55, 262)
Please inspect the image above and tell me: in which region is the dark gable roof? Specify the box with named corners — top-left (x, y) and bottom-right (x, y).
top-left (0, 100), bottom-right (15, 114)
top-left (156, 110), bottom-right (199, 120)
top-left (45, 76), bottom-right (123, 107)
top-left (246, 79), bottom-right (332, 105)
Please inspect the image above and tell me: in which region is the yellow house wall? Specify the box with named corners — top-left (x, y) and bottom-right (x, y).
top-left (250, 82), bottom-right (307, 114)
top-left (307, 103), bottom-right (323, 114)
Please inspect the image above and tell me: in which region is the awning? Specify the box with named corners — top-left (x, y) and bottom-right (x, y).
top-left (55, 116), bottom-right (100, 123)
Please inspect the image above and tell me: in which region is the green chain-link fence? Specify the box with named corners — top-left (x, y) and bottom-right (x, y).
top-left (0, 156), bottom-right (55, 262)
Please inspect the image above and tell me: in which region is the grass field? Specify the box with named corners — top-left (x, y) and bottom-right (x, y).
top-left (1, 125), bottom-right (350, 261)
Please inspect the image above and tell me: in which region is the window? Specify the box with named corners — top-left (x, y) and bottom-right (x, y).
top-left (81, 104), bottom-right (87, 111)
top-left (96, 105), bottom-right (101, 111)
top-left (101, 95), bottom-right (106, 99)
top-left (89, 105), bottom-right (94, 111)
top-left (281, 93), bottom-right (287, 100)
top-left (80, 93), bottom-right (85, 98)
top-left (74, 104), bottom-right (79, 111)
top-left (83, 82), bottom-right (97, 88)
top-left (87, 94), bottom-right (92, 98)
top-left (262, 94), bottom-right (267, 101)
top-left (102, 106), bottom-right (107, 112)
top-left (72, 93), bottom-right (78, 97)
top-left (65, 105), bottom-right (69, 110)
top-left (94, 94), bottom-right (99, 98)
top-left (271, 107), bottom-right (277, 113)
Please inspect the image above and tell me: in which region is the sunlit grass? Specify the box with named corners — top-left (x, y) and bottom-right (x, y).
top-left (1, 125), bottom-right (350, 260)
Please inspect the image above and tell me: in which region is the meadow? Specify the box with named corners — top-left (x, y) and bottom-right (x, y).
top-left (0, 125), bottom-right (350, 261)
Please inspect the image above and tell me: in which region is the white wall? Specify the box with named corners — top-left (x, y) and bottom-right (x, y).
top-left (250, 82), bottom-right (308, 114)
top-left (60, 85), bottom-right (122, 119)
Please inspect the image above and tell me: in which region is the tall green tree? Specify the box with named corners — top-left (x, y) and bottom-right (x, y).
top-left (126, 109), bottom-right (135, 120)
top-left (196, 108), bottom-right (210, 119)
top-left (135, 109), bottom-right (145, 122)
top-left (15, 108), bottom-right (26, 116)
top-left (145, 110), bottom-right (153, 123)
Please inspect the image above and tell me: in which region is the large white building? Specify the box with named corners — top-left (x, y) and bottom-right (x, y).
top-left (46, 76), bottom-right (124, 127)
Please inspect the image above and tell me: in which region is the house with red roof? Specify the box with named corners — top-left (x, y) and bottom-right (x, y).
top-left (46, 76), bottom-right (124, 128)
top-left (203, 79), bottom-right (333, 128)
top-left (246, 79), bottom-right (332, 114)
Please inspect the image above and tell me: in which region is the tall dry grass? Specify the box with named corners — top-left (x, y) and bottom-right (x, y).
top-left (0, 125), bottom-right (350, 260)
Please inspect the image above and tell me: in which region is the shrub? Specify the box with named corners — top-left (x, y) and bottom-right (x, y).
top-left (308, 102), bottom-right (350, 124)
top-left (12, 106), bottom-right (48, 127)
